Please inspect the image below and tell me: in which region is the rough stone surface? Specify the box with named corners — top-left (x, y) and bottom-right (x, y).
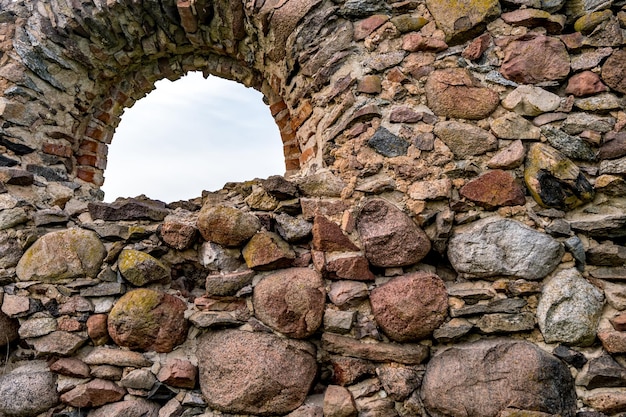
top-left (197, 330), bottom-right (317, 415)
top-left (16, 229), bottom-right (106, 282)
top-left (448, 216), bottom-right (563, 280)
top-left (61, 379), bottom-right (126, 408)
top-left (108, 289), bottom-right (187, 353)
top-left (0, 365), bottom-right (60, 417)
top-left (253, 267), bottom-right (326, 338)
top-left (197, 205), bottom-right (261, 247)
top-left (0, 309), bottom-right (19, 346)
top-left (602, 49), bottom-right (626, 94)
top-left (434, 121), bottom-right (498, 158)
top-left (425, 0), bottom-right (500, 42)
top-left (500, 35), bottom-right (571, 84)
top-left (425, 69), bottom-right (499, 119)
top-left (86, 399), bottom-right (160, 417)
top-left (322, 333), bottom-right (429, 365)
top-left (524, 143), bottom-right (594, 210)
top-left (487, 140), bottom-right (526, 169)
top-left (157, 359), bottom-right (197, 389)
top-left (421, 339), bottom-right (577, 417)
top-left (537, 268), bottom-right (604, 346)
top-left (370, 272), bottom-right (448, 341)
top-left (312, 215), bottom-right (359, 252)
top-left (242, 231), bottom-right (296, 270)
top-left (118, 249), bottom-right (170, 286)
top-left (323, 385), bottom-right (357, 417)
top-left (502, 85), bottom-right (561, 116)
top-left (367, 127), bottom-right (409, 157)
top-left (460, 170), bottom-right (526, 209)
top-left (357, 199), bottom-right (431, 267)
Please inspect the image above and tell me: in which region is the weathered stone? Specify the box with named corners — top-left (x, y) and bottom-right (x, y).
top-left (86, 314), bottom-right (109, 345)
top-left (312, 215), bottom-right (359, 252)
top-left (598, 330), bottom-right (626, 353)
top-left (0, 364), bottom-right (60, 417)
top-left (421, 339), bottom-right (577, 417)
top-left (261, 175), bottom-right (298, 200)
top-left (425, 68), bottom-right (499, 119)
top-left (391, 15), bottom-right (428, 33)
top-left (562, 113), bottom-right (615, 135)
top-left (197, 205), bottom-right (261, 247)
top-left (326, 255), bottom-right (375, 281)
top-left (524, 143), bottom-right (594, 210)
top-left (18, 316), bottom-right (57, 338)
top-left (566, 71), bottom-right (608, 96)
top-left (501, 8), bottom-right (565, 33)
top-left (323, 385), bottom-right (357, 417)
top-left (460, 170), bottom-right (526, 209)
top-left (357, 75), bottom-right (382, 94)
top-left (83, 347), bottom-right (151, 367)
top-left (448, 216), bottom-right (563, 280)
top-left (16, 229), bottom-right (106, 282)
top-left (242, 231), bottom-right (296, 270)
top-left (88, 198), bottom-right (169, 221)
top-left (370, 272), bottom-right (448, 342)
top-left (199, 241), bottom-right (242, 271)
top-left (324, 309), bottom-right (356, 333)
top-left (330, 357), bottom-right (376, 386)
top-left (160, 219), bottom-right (197, 250)
top-left (575, 93), bottom-right (623, 111)
top-left (0, 308), bottom-right (18, 346)
top-left (367, 127), bottom-right (409, 158)
top-left (0, 231), bottom-right (22, 269)
top-left (328, 281), bottom-right (369, 306)
top-left (157, 359), bottom-right (197, 389)
top-left (577, 354), bottom-right (626, 389)
top-left (602, 49), bottom-right (626, 94)
top-left (476, 312), bottom-right (535, 333)
top-left (120, 368), bottom-right (156, 390)
top-left (450, 298), bottom-right (527, 317)
top-left (376, 364), bottom-right (424, 402)
top-left (433, 121), bottom-right (498, 158)
top-left (487, 140), bottom-right (526, 169)
top-left (86, 399), bottom-right (160, 417)
top-left (541, 126), bottom-right (596, 161)
top-left (198, 329), bottom-right (317, 415)
top-left (600, 155), bottom-right (626, 175)
top-left (567, 209), bottom-right (626, 238)
top-left (500, 35), bottom-right (570, 84)
top-left (297, 171), bottom-right (346, 198)
top-left (490, 113), bottom-right (541, 140)
top-left (425, 0), bottom-right (500, 42)
top-left (29, 331), bottom-right (87, 356)
top-left (205, 270), bottom-right (254, 296)
top-left (502, 85), bottom-right (561, 116)
top-left (275, 213), bottom-right (313, 242)
top-left (117, 249), bottom-right (170, 286)
top-left (357, 199), bottom-right (431, 267)
top-left (61, 379), bottom-right (126, 408)
top-left (583, 390), bottom-right (626, 415)
top-left (433, 318), bottom-right (473, 342)
top-left (408, 179), bottom-right (452, 200)
top-left (50, 358), bottom-right (91, 378)
top-left (402, 33), bottom-right (448, 52)
top-left (599, 133), bottom-right (626, 160)
top-left (537, 269), bottom-right (604, 346)
top-left (553, 345), bottom-right (587, 369)
top-left (253, 267), bottom-right (325, 338)
top-left (108, 289), bottom-right (187, 353)
top-left (322, 333), bottom-right (429, 365)
top-left (245, 185), bottom-right (279, 211)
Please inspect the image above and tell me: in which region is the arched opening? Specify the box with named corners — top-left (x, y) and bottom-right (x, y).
top-left (101, 72), bottom-right (284, 202)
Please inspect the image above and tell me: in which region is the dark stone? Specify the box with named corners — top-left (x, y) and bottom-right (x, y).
top-left (261, 175), bottom-right (298, 200)
top-left (368, 127), bottom-right (410, 157)
top-left (88, 198), bottom-right (169, 221)
top-left (26, 164), bottom-right (68, 181)
top-left (553, 344), bottom-right (588, 369)
top-left (577, 355), bottom-right (626, 389)
top-left (0, 137), bottom-right (35, 155)
top-left (599, 133), bottom-right (626, 160)
top-left (541, 126), bottom-right (596, 161)
top-left (0, 155), bottom-right (19, 167)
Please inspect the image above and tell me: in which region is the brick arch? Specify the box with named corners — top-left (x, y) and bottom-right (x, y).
top-left (0, 0), bottom-right (342, 202)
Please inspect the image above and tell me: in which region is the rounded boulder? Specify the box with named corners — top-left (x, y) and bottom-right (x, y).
top-left (197, 329), bottom-right (317, 415)
top-left (108, 289), bottom-right (188, 353)
top-left (370, 272), bottom-right (448, 341)
top-left (253, 267), bottom-right (326, 338)
top-left (197, 205), bottom-right (261, 247)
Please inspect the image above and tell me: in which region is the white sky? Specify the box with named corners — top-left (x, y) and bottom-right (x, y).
top-left (101, 71), bottom-right (284, 203)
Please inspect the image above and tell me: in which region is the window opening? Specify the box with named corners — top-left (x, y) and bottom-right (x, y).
top-left (101, 71), bottom-right (284, 203)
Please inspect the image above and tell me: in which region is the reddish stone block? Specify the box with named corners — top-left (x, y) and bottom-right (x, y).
top-left (42, 143), bottom-right (72, 158)
top-left (354, 14), bottom-right (389, 40)
top-left (290, 100), bottom-right (313, 130)
top-left (157, 359), bottom-right (197, 388)
top-left (270, 100), bottom-right (288, 116)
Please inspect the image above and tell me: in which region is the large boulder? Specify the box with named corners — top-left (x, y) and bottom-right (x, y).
top-left (537, 268), bottom-right (604, 346)
top-left (197, 329), bottom-right (317, 415)
top-left (16, 229), bottom-right (106, 282)
top-left (197, 205), bottom-right (261, 247)
top-left (253, 268), bottom-right (326, 338)
top-left (370, 272), bottom-right (448, 341)
top-left (108, 289), bottom-right (188, 353)
top-left (448, 216), bottom-right (563, 280)
top-left (421, 339), bottom-right (577, 417)
top-left (500, 35), bottom-right (570, 84)
top-left (357, 199), bottom-right (430, 267)
top-left (0, 362), bottom-right (60, 417)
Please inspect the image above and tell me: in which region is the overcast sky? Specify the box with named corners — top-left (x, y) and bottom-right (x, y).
top-left (101, 71), bottom-right (284, 203)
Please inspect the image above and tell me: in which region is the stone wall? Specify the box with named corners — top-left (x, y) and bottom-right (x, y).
top-left (0, 0), bottom-right (626, 416)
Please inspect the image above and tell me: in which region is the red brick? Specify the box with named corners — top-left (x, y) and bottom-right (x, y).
top-left (42, 143), bottom-right (73, 158)
top-left (285, 158), bottom-right (300, 171)
top-left (291, 100), bottom-right (313, 130)
top-left (77, 167), bottom-right (104, 186)
top-left (270, 100), bottom-right (288, 116)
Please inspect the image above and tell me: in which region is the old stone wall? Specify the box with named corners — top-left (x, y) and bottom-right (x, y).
top-left (0, 0), bottom-right (626, 416)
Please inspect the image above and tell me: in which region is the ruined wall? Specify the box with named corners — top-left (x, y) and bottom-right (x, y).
top-left (1, 0), bottom-right (626, 416)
